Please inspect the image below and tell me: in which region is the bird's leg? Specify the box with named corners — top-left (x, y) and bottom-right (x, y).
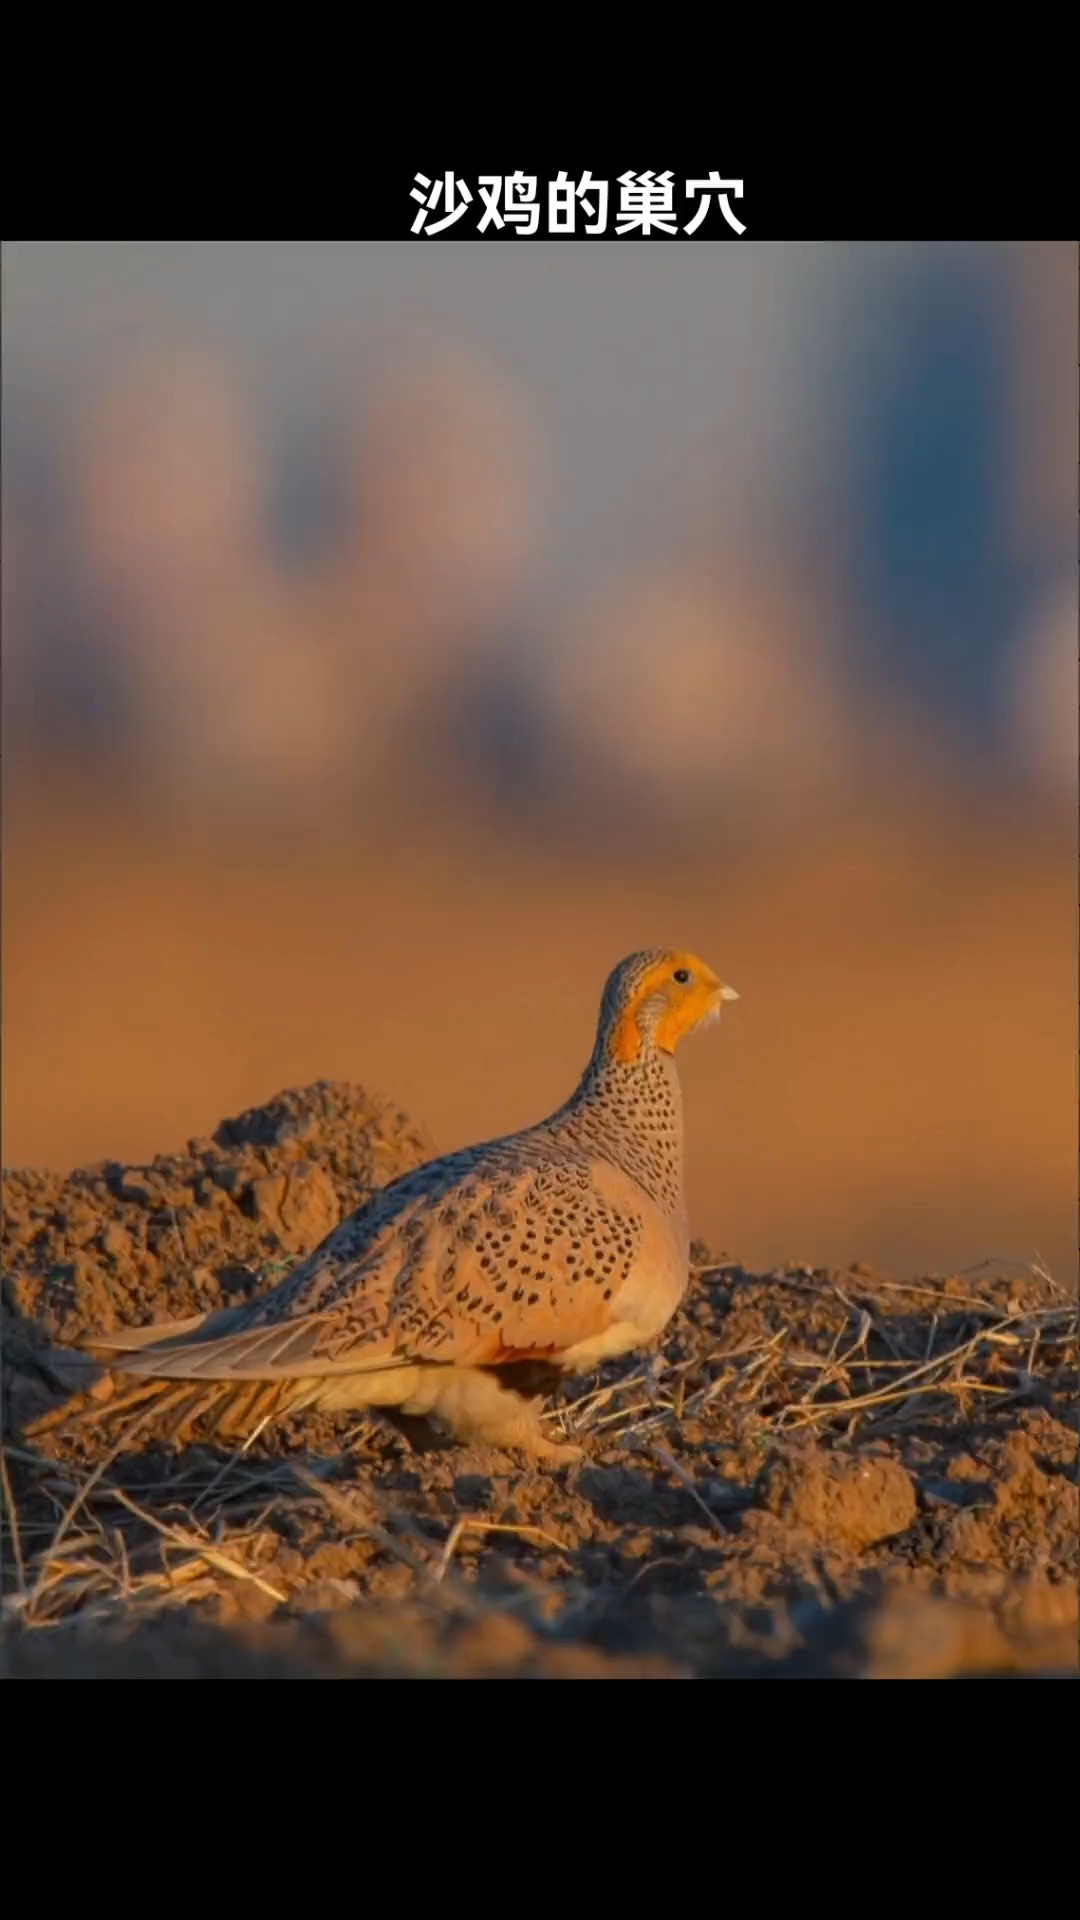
top-left (641, 1350), bottom-right (666, 1408)
top-left (407, 1366), bottom-right (583, 1464)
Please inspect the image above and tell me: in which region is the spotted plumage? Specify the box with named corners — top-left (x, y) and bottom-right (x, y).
top-left (29, 949), bottom-right (739, 1460)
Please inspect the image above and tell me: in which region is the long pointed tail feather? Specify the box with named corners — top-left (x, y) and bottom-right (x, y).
top-left (23, 1372), bottom-right (311, 1447)
top-left (83, 1308), bottom-right (239, 1355)
top-left (103, 1313), bottom-right (403, 1384)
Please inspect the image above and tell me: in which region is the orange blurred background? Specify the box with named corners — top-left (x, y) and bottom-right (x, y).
top-left (2, 240), bottom-right (1076, 1281)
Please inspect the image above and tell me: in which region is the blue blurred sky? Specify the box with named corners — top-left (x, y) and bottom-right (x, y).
top-left (3, 240), bottom-right (1075, 812)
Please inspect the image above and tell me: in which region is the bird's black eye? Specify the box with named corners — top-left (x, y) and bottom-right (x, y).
top-left (673, 968), bottom-right (691, 985)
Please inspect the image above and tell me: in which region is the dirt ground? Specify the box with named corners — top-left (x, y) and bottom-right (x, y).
top-left (2, 1082), bottom-right (1077, 1680)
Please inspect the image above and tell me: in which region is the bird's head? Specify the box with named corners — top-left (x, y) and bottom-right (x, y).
top-left (598, 949), bottom-right (739, 1065)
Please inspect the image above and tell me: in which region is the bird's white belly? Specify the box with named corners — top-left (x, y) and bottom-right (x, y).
top-left (556, 1225), bottom-right (689, 1375)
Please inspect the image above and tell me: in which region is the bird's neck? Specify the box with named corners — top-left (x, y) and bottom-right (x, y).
top-left (560, 1042), bottom-right (685, 1216)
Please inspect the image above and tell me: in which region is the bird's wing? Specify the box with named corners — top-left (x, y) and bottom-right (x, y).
top-left (88, 1308), bottom-right (249, 1352)
top-left (381, 1154), bottom-right (648, 1368)
top-left (109, 1147), bottom-right (484, 1381)
top-left (111, 1148), bottom-right (648, 1382)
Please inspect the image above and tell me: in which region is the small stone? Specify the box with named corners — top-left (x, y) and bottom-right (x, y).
top-left (761, 1450), bottom-right (917, 1550)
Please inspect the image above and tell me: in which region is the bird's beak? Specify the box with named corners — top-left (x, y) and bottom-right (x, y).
top-left (719, 984), bottom-right (740, 1002)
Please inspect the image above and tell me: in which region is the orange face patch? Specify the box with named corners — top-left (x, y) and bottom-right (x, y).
top-left (611, 952), bottom-right (725, 1062)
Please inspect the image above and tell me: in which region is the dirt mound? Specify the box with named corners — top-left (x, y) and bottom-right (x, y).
top-left (2, 1091), bottom-right (1077, 1680)
top-left (2, 1079), bottom-right (433, 1386)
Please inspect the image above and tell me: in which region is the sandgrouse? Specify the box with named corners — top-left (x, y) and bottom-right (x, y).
top-left (29, 950), bottom-right (738, 1461)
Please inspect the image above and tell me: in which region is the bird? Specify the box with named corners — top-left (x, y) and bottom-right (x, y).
top-left (27, 949), bottom-right (739, 1462)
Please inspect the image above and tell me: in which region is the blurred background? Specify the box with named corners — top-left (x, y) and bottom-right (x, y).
top-left (2, 240), bottom-right (1076, 1281)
